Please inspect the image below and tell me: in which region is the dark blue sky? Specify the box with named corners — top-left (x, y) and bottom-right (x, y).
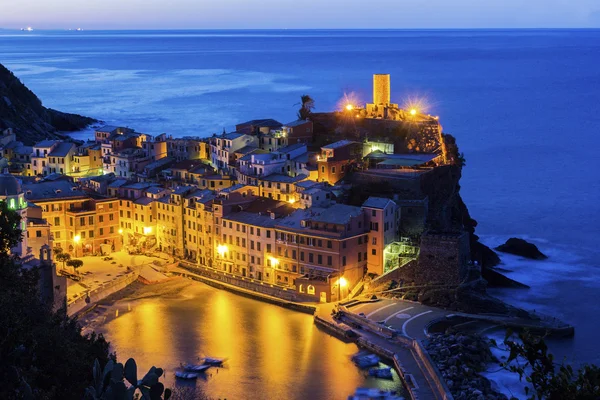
top-left (2, 0), bottom-right (600, 29)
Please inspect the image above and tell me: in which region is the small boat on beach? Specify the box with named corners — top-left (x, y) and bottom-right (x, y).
top-left (202, 357), bottom-right (227, 366)
top-left (174, 371), bottom-right (198, 380)
top-left (352, 353), bottom-right (380, 369)
top-left (183, 364), bottom-right (211, 373)
top-left (368, 367), bottom-right (393, 379)
top-left (348, 387), bottom-right (404, 400)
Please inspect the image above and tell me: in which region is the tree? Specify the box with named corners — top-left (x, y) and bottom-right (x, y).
top-left (0, 206), bottom-right (112, 399)
top-left (67, 258), bottom-right (84, 273)
top-left (499, 330), bottom-right (600, 399)
top-left (297, 94), bottom-right (315, 120)
top-left (56, 251), bottom-right (71, 270)
top-left (0, 200), bottom-right (22, 256)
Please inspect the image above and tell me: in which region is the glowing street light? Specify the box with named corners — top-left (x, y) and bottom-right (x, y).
top-left (73, 234), bottom-right (81, 257)
top-left (410, 109), bottom-right (417, 116)
top-left (345, 104), bottom-right (354, 111)
top-left (118, 228), bottom-right (124, 234)
top-left (269, 256), bottom-right (280, 267)
top-left (288, 198), bottom-right (296, 205)
top-left (143, 226), bottom-right (152, 235)
top-left (338, 277), bottom-right (348, 288)
top-left (217, 244), bottom-right (228, 257)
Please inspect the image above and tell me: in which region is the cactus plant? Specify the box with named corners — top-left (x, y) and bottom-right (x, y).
top-left (85, 358), bottom-right (171, 400)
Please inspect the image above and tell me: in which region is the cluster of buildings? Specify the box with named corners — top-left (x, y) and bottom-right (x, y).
top-left (0, 74), bottom-right (453, 303)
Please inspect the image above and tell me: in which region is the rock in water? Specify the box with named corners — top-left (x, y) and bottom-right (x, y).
top-left (495, 238), bottom-right (548, 260)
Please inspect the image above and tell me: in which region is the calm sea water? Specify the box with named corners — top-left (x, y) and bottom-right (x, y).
top-left (2, 29), bottom-right (600, 393)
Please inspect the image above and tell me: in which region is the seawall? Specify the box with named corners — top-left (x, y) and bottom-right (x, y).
top-left (173, 269), bottom-right (317, 315)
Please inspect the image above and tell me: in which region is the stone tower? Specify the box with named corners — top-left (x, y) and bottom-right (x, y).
top-left (373, 74), bottom-right (391, 105)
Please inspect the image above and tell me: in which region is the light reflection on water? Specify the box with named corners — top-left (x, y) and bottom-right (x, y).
top-left (96, 280), bottom-right (403, 400)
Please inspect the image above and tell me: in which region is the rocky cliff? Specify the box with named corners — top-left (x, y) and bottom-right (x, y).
top-left (0, 63), bottom-right (97, 145)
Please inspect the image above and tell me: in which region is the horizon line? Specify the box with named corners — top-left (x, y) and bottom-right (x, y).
top-left (2, 27), bottom-right (600, 31)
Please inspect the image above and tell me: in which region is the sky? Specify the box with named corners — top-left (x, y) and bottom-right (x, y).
top-left (1, 0), bottom-right (600, 29)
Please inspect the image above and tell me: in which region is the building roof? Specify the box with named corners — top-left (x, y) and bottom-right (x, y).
top-left (23, 180), bottom-right (86, 201)
top-left (122, 182), bottom-right (157, 190)
top-left (237, 118), bottom-right (283, 128)
top-left (108, 179), bottom-right (128, 188)
top-left (275, 143), bottom-right (306, 154)
top-left (170, 159), bottom-right (203, 171)
top-left (322, 140), bottom-right (357, 150)
top-left (145, 186), bottom-right (167, 195)
top-left (34, 140), bottom-right (58, 148)
top-left (234, 145), bottom-right (260, 156)
top-left (48, 142), bottom-right (75, 157)
top-left (276, 204), bottom-right (362, 232)
top-left (362, 196), bottom-right (395, 209)
top-left (134, 197), bottom-right (154, 206)
top-left (295, 180), bottom-right (320, 189)
top-left (0, 173), bottom-right (22, 196)
top-left (95, 125), bottom-right (121, 133)
top-left (14, 145), bottom-right (33, 156)
top-left (284, 119), bottom-right (311, 127)
top-left (222, 132), bottom-right (245, 140)
top-left (261, 173), bottom-right (307, 183)
top-left (89, 174), bottom-right (116, 183)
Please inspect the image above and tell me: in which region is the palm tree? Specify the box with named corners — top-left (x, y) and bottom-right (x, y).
top-left (297, 94), bottom-right (315, 120)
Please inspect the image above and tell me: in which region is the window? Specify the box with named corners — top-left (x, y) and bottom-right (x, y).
top-left (99, 215), bottom-right (104, 223)
top-left (327, 240), bottom-right (332, 249)
top-left (372, 237), bottom-right (377, 245)
top-left (250, 227), bottom-right (254, 235)
top-left (358, 252), bottom-right (362, 262)
top-left (257, 228), bottom-right (261, 237)
top-left (342, 256), bottom-right (347, 266)
top-left (251, 241), bottom-right (255, 250)
top-left (54, 217), bottom-right (60, 226)
top-left (266, 244), bottom-right (271, 253)
top-left (342, 241), bottom-right (347, 249)
top-left (292, 250), bottom-right (297, 260)
top-left (331, 166), bottom-right (336, 174)
top-left (307, 285), bottom-right (315, 295)
top-left (36, 230), bottom-right (42, 237)
top-left (89, 216), bottom-right (94, 225)
top-left (358, 236), bottom-right (362, 245)
top-left (327, 256), bottom-right (332, 266)
top-left (372, 249), bottom-right (376, 256)
top-left (100, 228), bottom-right (104, 235)
top-left (317, 255), bottom-right (322, 264)
top-left (300, 252), bottom-right (305, 261)
top-left (372, 210), bottom-right (376, 217)
top-left (266, 230), bottom-right (271, 238)
top-left (309, 253), bottom-right (314, 263)
top-left (257, 242), bottom-right (261, 251)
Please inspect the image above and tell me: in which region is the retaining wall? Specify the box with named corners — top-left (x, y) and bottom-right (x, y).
top-left (175, 269), bottom-right (316, 315)
top-left (67, 271), bottom-right (140, 316)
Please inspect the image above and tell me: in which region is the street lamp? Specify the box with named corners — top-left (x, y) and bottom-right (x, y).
top-left (269, 256), bottom-right (279, 268)
top-left (410, 108), bottom-right (417, 116)
top-left (337, 276), bottom-right (348, 302)
top-left (345, 104), bottom-right (354, 111)
top-left (73, 234), bottom-right (81, 257)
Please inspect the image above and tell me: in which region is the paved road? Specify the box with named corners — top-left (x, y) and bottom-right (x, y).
top-left (347, 299), bottom-right (506, 339)
top-left (347, 299), bottom-right (448, 339)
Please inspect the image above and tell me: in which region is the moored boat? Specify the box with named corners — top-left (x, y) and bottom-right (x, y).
top-left (183, 364), bottom-right (211, 372)
top-left (348, 387), bottom-right (404, 400)
top-left (368, 367), bottom-right (393, 379)
top-left (174, 371), bottom-right (198, 379)
top-left (202, 357), bottom-right (227, 366)
top-left (352, 353), bottom-right (380, 369)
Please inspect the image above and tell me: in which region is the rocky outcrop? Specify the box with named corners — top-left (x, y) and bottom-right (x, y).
top-left (0, 63), bottom-right (97, 145)
top-left (495, 238), bottom-right (548, 260)
top-left (426, 333), bottom-right (507, 400)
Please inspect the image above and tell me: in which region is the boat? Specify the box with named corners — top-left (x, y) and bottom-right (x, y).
top-left (21, 27), bottom-right (34, 32)
top-left (174, 371), bottom-right (198, 380)
top-left (202, 357), bottom-right (227, 366)
top-left (352, 353), bottom-right (380, 369)
top-left (368, 367), bottom-right (393, 379)
top-left (348, 387), bottom-right (404, 400)
top-left (183, 364), bottom-right (211, 373)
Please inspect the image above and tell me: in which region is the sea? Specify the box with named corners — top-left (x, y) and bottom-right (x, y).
top-left (1, 29), bottom-right (599, 398)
